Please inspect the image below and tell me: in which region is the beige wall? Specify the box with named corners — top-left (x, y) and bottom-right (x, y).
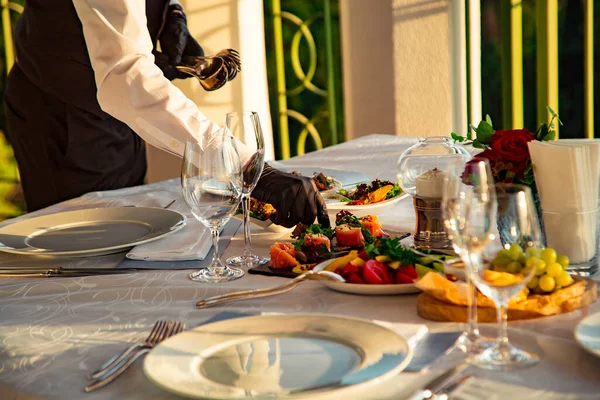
top-left (146, 0), bottom-right (273, 183)
top-left (340, 0), bottom-right (461, 139)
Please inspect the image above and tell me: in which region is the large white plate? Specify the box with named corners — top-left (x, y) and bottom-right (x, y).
top-left (313, 259), bottom-right (422, 295)
top-left (325, 192), bottom-right (410, 217)
top-left (277, 166), bottom-right (370, 188)
top-left (144, 314), bottom-right (412, 399)
top-left (0, 207), bottom-right (185, 257)
top-left (574, 311), bottom-right (600, 358)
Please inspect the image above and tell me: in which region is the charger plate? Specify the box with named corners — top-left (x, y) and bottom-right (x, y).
top-left (0, 207), bottom-right (185, 257)
top-left (143, 314), bottom-right (412, 399)
top-left (575, 310), bottom-right (600, 358)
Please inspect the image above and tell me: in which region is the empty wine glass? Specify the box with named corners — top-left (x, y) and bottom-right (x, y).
top-left (468, 183), bottom-right (542, 370)
top-left (225, 111), bottom-right (269, 268)
top-left (181, 132), bottom-right (244, 283)
top-left (442, 157), bottom-right (496, 353)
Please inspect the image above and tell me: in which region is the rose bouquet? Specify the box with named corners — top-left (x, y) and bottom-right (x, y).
top-left (452, 107), bottom-right (562, 193)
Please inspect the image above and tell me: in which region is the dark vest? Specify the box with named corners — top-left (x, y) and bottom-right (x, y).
top-left (13, 0), bottom-right (169, 117)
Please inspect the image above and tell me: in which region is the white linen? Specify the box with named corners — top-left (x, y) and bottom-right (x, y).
top-left (71, 0), bottom-right (221, 157)
top-left (126, 197), bottom-right (213, 261)
top-left (0, 135), bottom-right (598, 400)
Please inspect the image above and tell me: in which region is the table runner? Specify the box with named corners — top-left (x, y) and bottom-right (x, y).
top-left (0, 135), bottom-right (598, 399)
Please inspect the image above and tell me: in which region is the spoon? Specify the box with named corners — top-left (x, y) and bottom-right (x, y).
top-left (195, 270), bottom-right (344, 309)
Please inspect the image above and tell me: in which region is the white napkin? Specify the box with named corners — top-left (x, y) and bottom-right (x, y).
top-left (452, 377), bottom-right (589, 400)
top-left (528, 140), bottom-right (600, 263)
top-left (126, 197), bottom-right (212, 261)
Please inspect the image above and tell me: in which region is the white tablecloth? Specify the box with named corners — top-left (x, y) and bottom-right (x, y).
top-left (0, 135), bottom-right (599, 399)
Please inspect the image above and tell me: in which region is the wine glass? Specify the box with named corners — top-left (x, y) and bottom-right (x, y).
top-left (181, 132), bottom-right (244, 283)
top-left (225, 111), bottom-right (269, 268)
top-left (468, 183), bottom-right (542, 370)
top-left (442, 157), bottom-right (497, 353)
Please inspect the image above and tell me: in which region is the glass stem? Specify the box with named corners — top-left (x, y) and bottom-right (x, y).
top-left (464, 252), bottom-right (481, 341)
top-left (210, 225), bottom-right (221, 268)
top-left (242, 194), bottom-right (252, 248)
top-left (496, 302), bottom-right (510, 357)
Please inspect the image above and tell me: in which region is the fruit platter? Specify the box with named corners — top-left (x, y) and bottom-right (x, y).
top-left (415, 244), bottom-right (598, 321)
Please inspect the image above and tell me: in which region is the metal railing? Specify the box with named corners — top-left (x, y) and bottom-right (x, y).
top-left (264, 0), bottom-right (344, 160)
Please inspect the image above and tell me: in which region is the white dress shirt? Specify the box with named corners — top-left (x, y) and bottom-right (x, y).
top-left (71, 0), bottom-right (220, 157)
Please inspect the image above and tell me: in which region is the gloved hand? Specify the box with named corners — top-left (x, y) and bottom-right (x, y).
top-left (252, 164), bottom-right (330, 228)
top-left (158, 3), bottom-right (204, 80)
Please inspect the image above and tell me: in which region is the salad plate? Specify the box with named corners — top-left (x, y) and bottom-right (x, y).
top-left (0, 207), bottom-right (185, 257)
top-left (326, 192), bottom-right (409, 218)
top-left (313, 259), bottom-right (422, 295)
top-left (144, 313), bottom-right (412, 399)
top-left (574, 310), bottom-right (600, 358)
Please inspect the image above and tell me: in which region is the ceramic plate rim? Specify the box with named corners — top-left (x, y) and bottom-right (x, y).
top-left (574, 310), bottom-right (600, 358)
top-left (313, 259), bottom-right (421, 295)
top-left (0, 207), bottom-right (186, 257)
top-left (143, 313), bottom-right (412, 400)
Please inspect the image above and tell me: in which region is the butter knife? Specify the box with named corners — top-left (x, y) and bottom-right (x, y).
top-left (406, 363), bottom-right (468, 400)
top-left (0, 268), bottom-right (135, 278)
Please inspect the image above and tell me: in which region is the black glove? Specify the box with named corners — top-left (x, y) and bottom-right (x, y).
top-left (252, 164), bottom-right (330, 228)
top-left (158, 4), bottom-right (204, 80)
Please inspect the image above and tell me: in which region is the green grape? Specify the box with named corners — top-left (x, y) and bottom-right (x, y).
top-left (506, 261), bottom-right (522, 273)
top-left (556, 270), bottom-right (574, 287)
top-left (518, 254), bottom-right (526, 264)
top-left (556, 254), bottom-right (570, 269)
top-left (527, 275), bottom-right (539, 289)
top-left (526, 247), bottom-right (542, 258)
top-left (540, 248), bottom-right (558, 265)
top-left (539, 274), bottom-right (556, 292)
top-left (508, 243), bottom-right (523, 261)
top-left (524, 257), bottom-right (538, 269)
top-left (545, 262), bottom-right (563, 278)
top-left (534, 259), bottom-right (547, 276)
top-left (522, 265), bottom-right (534, 277)
top-left (493, 251), bottom-right (512, 266)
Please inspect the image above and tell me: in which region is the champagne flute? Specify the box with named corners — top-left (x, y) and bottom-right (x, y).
top-left (468, 183), bottom-right (541, 370)
top-left (442, 157), bottom-right (496, 353)
top-left (225, 111), bottom-right (269, 268)
top-left (181, 132), bottom-right (244, 283)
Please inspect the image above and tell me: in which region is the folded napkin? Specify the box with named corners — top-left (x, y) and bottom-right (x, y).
top-left (126, 197), bottom-right (212, 261)
top-left (452, 376), bottom-right (588, 400)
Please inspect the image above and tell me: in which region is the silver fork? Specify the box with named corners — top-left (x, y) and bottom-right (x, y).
top-left (85, 321), bottom-right (185, 392)
top-left (88, 320), bottom-right (166, 379)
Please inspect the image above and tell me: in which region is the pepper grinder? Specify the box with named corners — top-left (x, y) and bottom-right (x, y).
top-left (396, 137), bottom-right (472, 250)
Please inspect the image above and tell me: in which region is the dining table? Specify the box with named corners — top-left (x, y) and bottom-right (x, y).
top-left (0, 134), bottom-right (599, 400)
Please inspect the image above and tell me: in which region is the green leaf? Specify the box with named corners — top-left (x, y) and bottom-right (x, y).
top-left (536, 123), bottom-right (548, 141)
top-left (486, 114), bottom-right (493, 127)
top-left (547, 106), bottom-right (558, 118)
top-left (451, 132), bottom-right (463, 142)
top-left (543, 132), bottom-right (555, 141)
top-left (475, 121), bottom-right (494, 144)
top-left (472, 139), bottom-right (485, 149)
top-left (466, 131), bottom-right (473, 140)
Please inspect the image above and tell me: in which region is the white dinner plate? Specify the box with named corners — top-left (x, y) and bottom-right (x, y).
top-left (277, 166), bottom-right (370, 188)
top-left (144, 314), bottom-right (412, 399)
top-left (313, 259), bottom-right (421, 295)
top-left (325, 191), bottom-right (410, 216)
top-left (574, 311), bottom-right (600, 358)
top-left (0, 207), bottom-right (185, 257)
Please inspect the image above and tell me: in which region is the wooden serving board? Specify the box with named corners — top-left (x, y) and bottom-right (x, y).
top-left (417, 277), bottom-right (597, 322)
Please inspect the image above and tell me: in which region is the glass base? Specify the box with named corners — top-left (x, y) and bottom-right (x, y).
top-left (190, 265), bottom-right (244, 283)
top-left (226, 253), bottom-right (270, 268)
top-left (453, 331), bottom-right (494, 354)
top-left (469, 342), bottom-right (539, 371)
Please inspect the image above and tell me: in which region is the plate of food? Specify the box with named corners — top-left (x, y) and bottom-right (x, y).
top-left (324, 179), bottom-right (409, 219)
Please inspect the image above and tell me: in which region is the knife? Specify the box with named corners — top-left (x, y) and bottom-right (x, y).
top-left (0, 268), bottom-right (136, 278)
top-left (405, 363), bottom-right (468, 400)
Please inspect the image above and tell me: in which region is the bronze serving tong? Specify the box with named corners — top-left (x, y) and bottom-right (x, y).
top-left (177, 48), bottom-right (241, 91)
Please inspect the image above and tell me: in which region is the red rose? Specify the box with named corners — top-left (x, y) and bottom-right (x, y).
top-left (488, 129), bottom-right (535, 163)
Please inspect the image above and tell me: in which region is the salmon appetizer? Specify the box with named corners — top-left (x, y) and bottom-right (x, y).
top-left (359, 215), bottom-right (383, 237)
top-left (302, 233), bottom-right (332, 252)
top-left (335, 225), bottom-right (365, 247)
top-left (270, 243), bottom-right (300, 268)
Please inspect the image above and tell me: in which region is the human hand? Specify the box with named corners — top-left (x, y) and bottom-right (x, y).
top-left (252, 164), bottom-right (330, 228)
top-left (158, 4), bottom-right (204, 80)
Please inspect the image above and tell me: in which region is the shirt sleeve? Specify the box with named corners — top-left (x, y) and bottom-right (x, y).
top-left (71, 0), bottom-right (220, 157)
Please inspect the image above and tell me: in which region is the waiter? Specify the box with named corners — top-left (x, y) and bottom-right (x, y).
top-left (4, 0), bottom-right (328, 228)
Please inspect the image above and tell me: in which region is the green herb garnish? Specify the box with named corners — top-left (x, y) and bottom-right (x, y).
top-left (365, 238), bottom-right (419, 264)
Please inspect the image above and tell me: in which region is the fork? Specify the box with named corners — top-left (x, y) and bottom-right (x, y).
top-left (85, 321), bottom-right (185, 392)
top-left (88, 320), bottom-right (167, 379)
